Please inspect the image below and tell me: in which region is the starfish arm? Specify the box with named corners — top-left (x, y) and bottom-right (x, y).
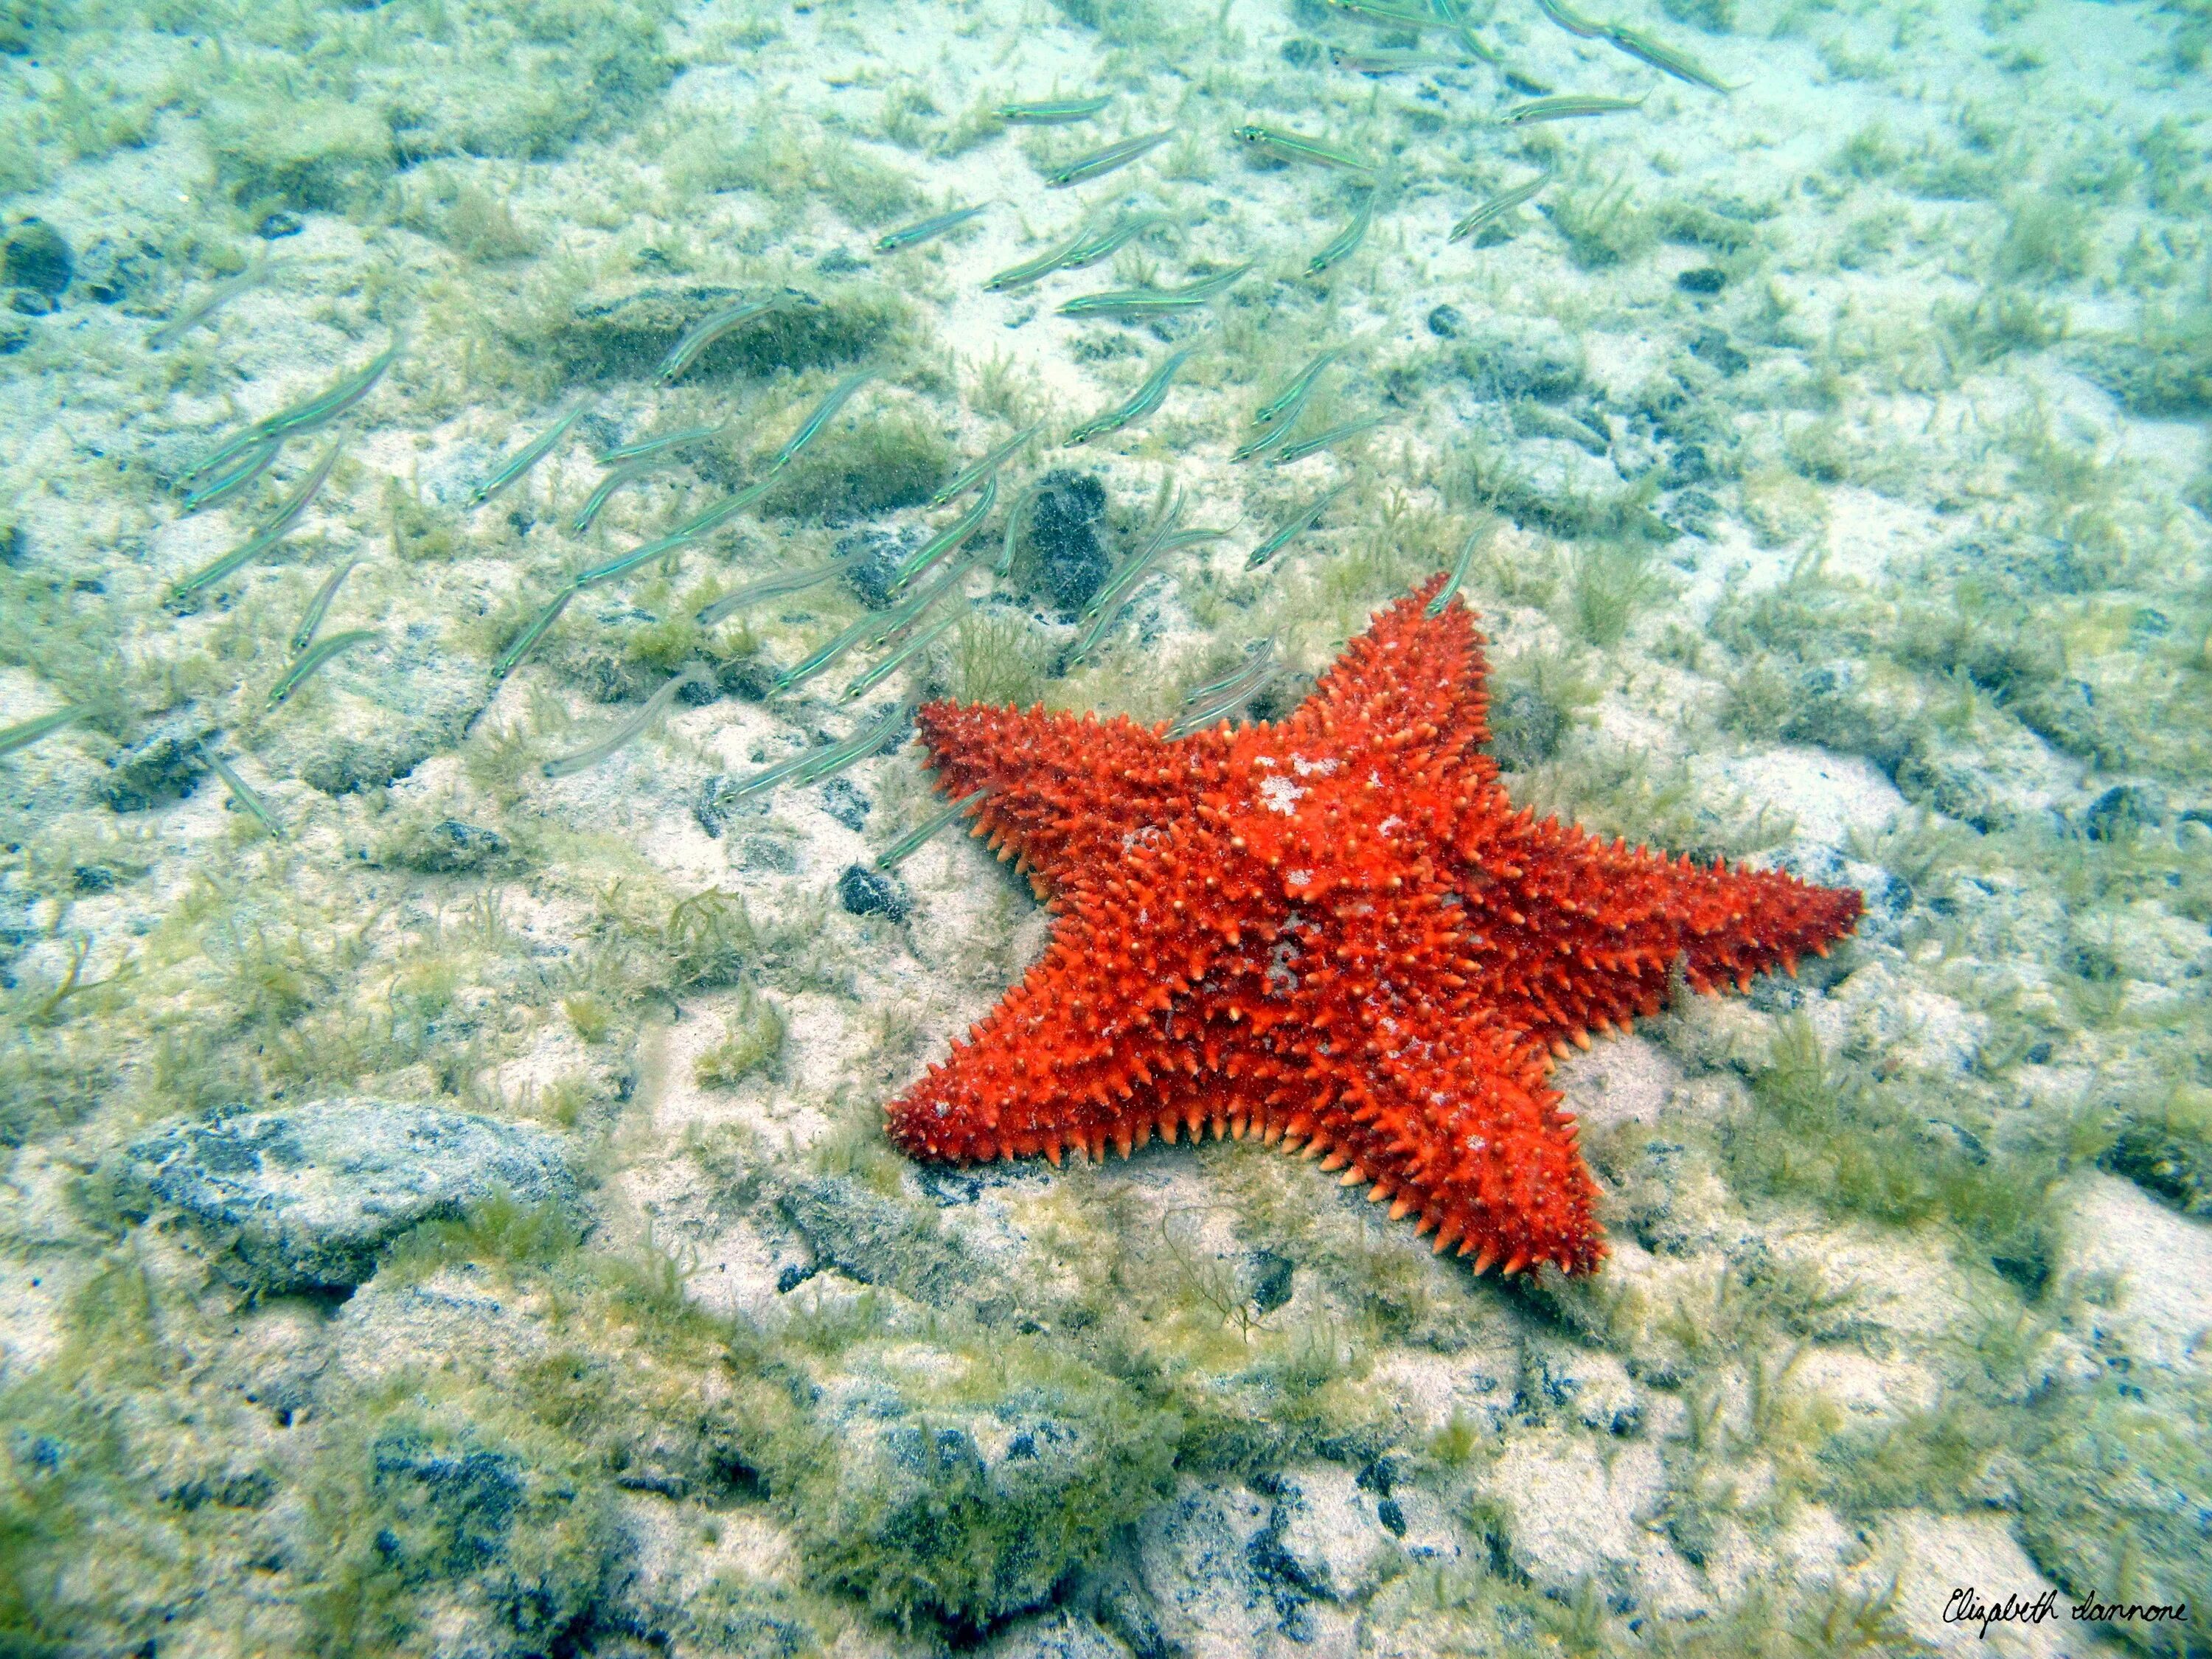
top-left (1458, 798), bottom-right (1864, 1048)
top-left (884, 821), bottom-right (1239, 1164)
top-left (1306, 986), bottom-right (1604, 1276)
top-left (914, 700), bottom-right (1178, 887)
top-left (1282, 575), bottom-right (1495, 773)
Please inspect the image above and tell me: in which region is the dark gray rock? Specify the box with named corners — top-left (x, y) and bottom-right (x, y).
top-left (1030, 470), bottom-right (1110, 616)
top-left (838, 524), bottom-right (923, 609)
top-left (2083, 782), bottom-right (2164, 841)
top-left (102, 722), bottom-right (211, 812)
top-left (838, 863), bottom-right (908, 921)
top-left (4, 217), bottom-right (71, 296)
top-left (111, 1099), bottom-right (582, 1295)
top-left (817, 776), bottom-right (870, 830)
top-left (2100, 1120), bottom-right (2211, 1217)
top-left (257, 210), bottom-right (305, 239)
top-left (1426, 302), bottom-right (1464, 338)
top-left (1242, 1248), bottom-right (1295, 1315)
top-left (1676, 266), bottom-right (1727, 294)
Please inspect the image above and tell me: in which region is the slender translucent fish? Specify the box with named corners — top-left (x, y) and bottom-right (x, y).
top-left (1232, 125), bottom-right (1379, 179)
top-left (268, 629), bottom-right (378, 706)
top-left (494, 588), bottom-right (573, 679)
top-left (1058, 263), bottom-right (1251, 320)
top-left (1321, 0), bottom-right (1439, 27)
top-left (180, 436), bottom-right (279, 514)
top-left (1450, 168), bottom-right (1554, 242)
top-left (1500, 91), bottom-right (1649, 124)
top-left (893, 475), bottom-right (998, 591)
top-left (1254, 346), bottom-right (1347, 426)
top-left (872, 546), bottom-right (986, 647)
top-left (207, 751), bottom-right (282, 838)
top-left (1232, 421), bottom-right (1295, 463)
top-left (1270, 414), bottom-right (1389, 464)
top-left (772, 371), bottom-right (874, 471)
top-left (933, 421), bottom-right (1044, 505)
top-left (1329, 46), bottom-right (1470, 72)
top-left (1531, 0), bottom-right (1604, 38)
top-left (1428, 0), bottom-right (1500, 61)
top-left (1599, 24), bottom-right (1733, 91)
top-left (1001, 94), bottom-right (1113, 124)
top-left (728, 697), bottom-right (908, 793)
top-left (1307, 192), bottom-right (1376, 276)
top-left (1183, 640), bottom-right (1276, 708)
top-left (0, 706), bottom-right (88, 759)
top-left (840, 604), bottom-right (970, 702)
top-left (541, 666), bottom-right (711, 779)
top-left (1246, 483), bottom-right (1349, 568)
top-left (1065, 585), bottom-right (1156, 664)
top-left (984, 219), bottom-right (1099, 291)
top-left (571, 456), bottom-right (661, 535)
top-left (872, 787), bottom-right (995, 872)
top-left (181, 336), bottom-right (399, 482)
top-left (1065, 212), bottom-right (1175, 269)
top-left (659, 295), bottom-right (791, 382)
top-left (771, 608), bottom-right (894, 696)
top-left (997, 481), bottom-right (1045, 576)
top-left (575, 472), bottom-right (784, 589)
top-left (1427, 517), bottom-right (1496, 616)
top-left (470, 400), bottom-right (589, 507)
top-left (877, 785), bottom-right (993, 870)
top-left (601, 421), bottom-right (726, 465)
top-left (791, 697), bottom-right (914, 787)
top-left (147, 256), bottom-right (274, 350)
top-left (1043, 129), bottom-right (1174, 187)
top-left (173, 439), bottom-right (344, 597)
top-left (1064, 345), bottom-right (1196, 447)
top-left (783, 700), bottom-right (917, 796)
top-left (1154, 527), bottom-right (1229, 555)
top-left (697, 554), bottom-right (868, 627)
top-left (876, 204), bottom-right (990, 252)
top-left (1082, 492), bottom-right (1184, 621)
top-left (1166, 661), bottom-right (1284, 737)
top-left (291, 557), bottom-right (359, 653)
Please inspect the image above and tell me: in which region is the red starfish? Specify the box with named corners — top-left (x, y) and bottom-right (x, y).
top-left (884, 577), bottom-right (1861, 1276)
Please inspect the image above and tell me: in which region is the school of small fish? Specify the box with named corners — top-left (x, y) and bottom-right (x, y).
top-left (2, 0), bottom-right (1731, 867)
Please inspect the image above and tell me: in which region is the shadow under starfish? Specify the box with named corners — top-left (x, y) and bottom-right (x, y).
top-left (883, 574), bottom-right (1863, 1279)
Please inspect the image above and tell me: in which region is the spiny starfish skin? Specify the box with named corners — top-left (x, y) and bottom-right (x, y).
top-left (884, 576), bottom-right (1863, 1276)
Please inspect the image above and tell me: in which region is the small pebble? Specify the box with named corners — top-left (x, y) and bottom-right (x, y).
top-left (838, 863), bottom-right (909, 921)
top-left (3, 218), bottom-right (72, 296)
top-left (1426, 303), bottom-right (1464, 339)
top-left (257, 210), bottom-right (305, 240)
top-left (1677, 267), bottom-right (1728, 295)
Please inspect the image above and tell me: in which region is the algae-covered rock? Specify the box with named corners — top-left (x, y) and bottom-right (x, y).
top-left (101, 719), bottom-right (211, 811)
top-left (556, 282), bottom-right (907, 380)
top-left (259, 626), bottom-right (485, 795)
top-left (2015, 1375), bottom-right (2212, 1659)
top-left (302, 1400), bottom-right (622, 1659)
top-left (113, 1099), bottom-right (583, 1295)
top-left (773, 1173), bottom-right (975, 1306)
top-left (1451, 314), bottom-right (1587, 402)
top-left (790, 1340), bottom-right (1182, 1635)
